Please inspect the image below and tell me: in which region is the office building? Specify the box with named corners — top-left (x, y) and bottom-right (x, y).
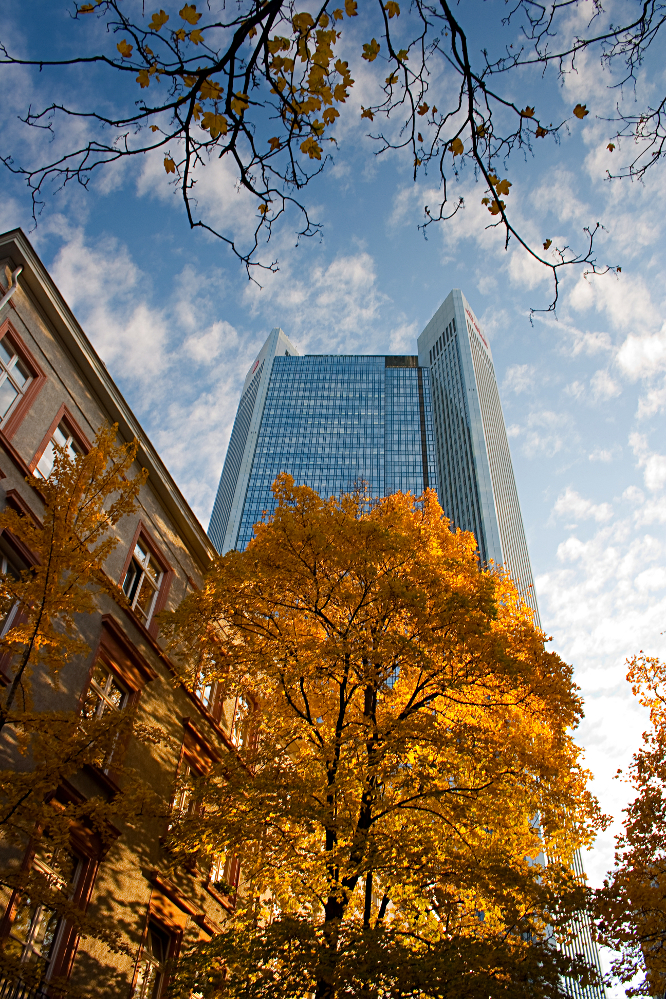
top-left (208, 328), bottom-right (437, 553)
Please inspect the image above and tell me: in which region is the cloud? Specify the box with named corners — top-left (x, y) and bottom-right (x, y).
top-left (569, 270), bottom-right (660, 331)
top-left (507, 409), bottom-right (578, 458)
top-left (630, 433), bottom-right (666, 492)
top-left (503, 363), bottom-right (535, 394)
top-left (590, 368), bottom-right (621, 401)
top-left (553, 487), bottom-right (613, 524)
top-left (589, 447), bottom-right (619, 462)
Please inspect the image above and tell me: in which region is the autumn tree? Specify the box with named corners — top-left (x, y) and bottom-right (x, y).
top-left (164, 475), bottom-right (605, 998)
top-left (0, 426), bottom-right (164, 994)
top-left (597, 653), bottom-right (666, 997)
top-left (3, 1), bottom-right (660, 307)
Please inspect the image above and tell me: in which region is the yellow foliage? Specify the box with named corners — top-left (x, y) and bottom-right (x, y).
top-left (201, 112), bottom-right (228, 137)
top-left (573, 103), bottom-right (589, 119)
top-left (148, 9), bottom-right (169, 31)
top-left (116, 39), bottom-right (133, 59)
top-left (164, 155), bottom-right (176, 172)
top-left (166, 478), bottom-right (603, 999)
top-left (450, 136), bottom-right (464, 156)
top-left (362, 38), bottom-right (380, 62)
top-left (179, 3), bottom-right (201, 25)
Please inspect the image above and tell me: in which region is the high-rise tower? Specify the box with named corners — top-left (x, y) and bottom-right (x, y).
top-left (208, 330), bottom-right (437, 554)
top-left (417, 289), bottom-right (539, 622)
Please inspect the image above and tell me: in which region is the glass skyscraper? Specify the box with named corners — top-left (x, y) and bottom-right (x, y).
top-left (208, 294), bottom-right (604, 999)
top-left (208, 327), bottom-right (437, 554)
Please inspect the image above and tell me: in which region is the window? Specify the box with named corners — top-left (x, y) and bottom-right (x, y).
top-left (123, 539), bottom-right (163, 627)
top-left (35, 420), bottom-right (84, 480)
top-left (4, 843), bottom-right (79, 984)
top-left (134, 921), bottom-right (171, 999)
top-left (0, 336), bottom-right (31, 425)
top-left (231, 694), bottom-right (252, 748)
top-left (209, 853), bottom-right (240, 898)
top-left (80, 660), bottom-right (129, 720)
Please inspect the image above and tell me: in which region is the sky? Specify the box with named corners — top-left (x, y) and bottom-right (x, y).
top-left (3, 1), bottom-right (666, 991)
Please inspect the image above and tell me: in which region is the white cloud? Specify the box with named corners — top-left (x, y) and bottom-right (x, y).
top-left (590, 368), bottom-right (621, 401)
top-left (553, 486), bottom-right (613, 524)
top-left (508, 409), bottom-right (578, 457)
top-left (589, 447), bottom-right (617, 462)
top-left (631, 433), bottom-right (666, 492)
top-left (503, 363), bottom-right (535, 394)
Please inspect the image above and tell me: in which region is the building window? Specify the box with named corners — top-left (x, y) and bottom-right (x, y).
top-left (4, 843), bottom-right (79, 983)
top-left (81, 660), bottom-right (129, 720)
top-left (134, 921), bottom-right (171, 999)
top-left (35, 420), bottom-right (84, 480)
top-left (0, 337), bottom-right (31, 425)
top-left (122, 538), bottom-right (163, 627)
top-left (209, 853), bottom-right (240, 898)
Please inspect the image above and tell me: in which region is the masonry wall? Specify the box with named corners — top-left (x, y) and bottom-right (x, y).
top-left (0, 242), bottom-right (236, 998)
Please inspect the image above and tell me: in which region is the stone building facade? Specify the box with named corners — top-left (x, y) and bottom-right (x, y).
top-left (0, 228), bottom-right (236, 998)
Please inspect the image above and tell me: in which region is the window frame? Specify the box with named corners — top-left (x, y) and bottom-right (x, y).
top-left (29, 405), bottom-right (91, 478)
top-left (119, 523), bottom-right (173, 636)
top-left (0, 789), bottom-right (105, 993)
top-left (0, 320), bottom-right (47, 441)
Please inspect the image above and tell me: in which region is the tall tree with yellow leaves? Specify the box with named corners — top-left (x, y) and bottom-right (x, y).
top-left (166, 475), bottom-right (605, 999)
top-left (598, 654), bottom-right (666, 997)
top-left (0, 426), bottom-right (163, 994)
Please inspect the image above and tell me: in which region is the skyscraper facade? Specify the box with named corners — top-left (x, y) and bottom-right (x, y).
top-left (417, 289), bottom-right (539, 622)
top-left (208, 328), bottom-right (437, 554)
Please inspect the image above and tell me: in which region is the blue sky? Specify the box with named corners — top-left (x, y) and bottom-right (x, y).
top-left (3, 2), bottom-right (666, 989)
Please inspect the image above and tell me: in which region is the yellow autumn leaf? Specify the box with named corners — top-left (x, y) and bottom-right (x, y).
top-left (150, 124), bottom-right (159, 132)
top-left (259, 204), bottom-right (269, 214)
top-left (361, 107), bottom-right (374, 121)
top-left (607, 142), bottom-right (616, 151)
top-left (199, 78), bottom-right (223, 101)
top-left (495, 178), bottom-right (511, 196)
top-left (230, 93), bottom-right (249, 115)
top-left (164, 156), bottom-right (176, 173)
top-left (475, 123), bottom-right (486, 138)
top-left (268, 136), bottom-right (281, 150)
top-left (179, 4), bottom-right (201, 25)
top-left (249, 25), bottom-right (258, 38)
top-left (573, 103), bottom-right (589, 119)
top-left (78, 3), bottom-right (95, 11)
top-left (520, 106), bottom-right (535, 118)
top-left (487, 198), bottom-right (505, 215)
top-left (417, 103), bottom-right (429, 116)
top-left (201, 112), bottom-right (228, 137)
top-left (362, 39), bottom-right (380, 62)
top-left (117, 39), bottom-right (133, 59)
top-left (385, 1), bottom-right (400, 16)
top-left (345, 0), bottom-right (358, 15)
top-left (450, 137), bottom-right (464, 156)
top-left (535, 125), bottom-right (547, 137)
top-left (385, 73), bottom-right (398, 85)
top-left (543, 238), bottom-right (552, 250)
top-left (333, 8), bottom-right (343, 19)
top-left (396, 48), bottom-right (408, 61)
top-left (323, 107), bottom-right (339, 125)
top-left (175, 28), bottom-right (186, 40)
top-left (293, 12), bottom-right (314, 32)
top-left (149, 10), bottom-right (169, 30)
top-left (136, 70), bottom-right (150, 87)
top-left (300, 136), bottom-right (322, 159)
top-left (190, 28), bottom-right (204, 44)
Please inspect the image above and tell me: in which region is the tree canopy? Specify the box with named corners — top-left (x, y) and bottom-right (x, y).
top-left (0, 427), bottom-right (163, 994)
top-left (598, 653), bottom-right (666, 998)
top-left (3, 0), bottom-right (663, 306)
top-left (166, 476), bottom-right (605, 998)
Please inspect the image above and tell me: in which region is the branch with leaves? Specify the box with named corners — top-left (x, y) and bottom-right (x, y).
top-left (2, 1), bottom-right (656, 306)
top-left (0, 427), bottom-right (166, 994)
